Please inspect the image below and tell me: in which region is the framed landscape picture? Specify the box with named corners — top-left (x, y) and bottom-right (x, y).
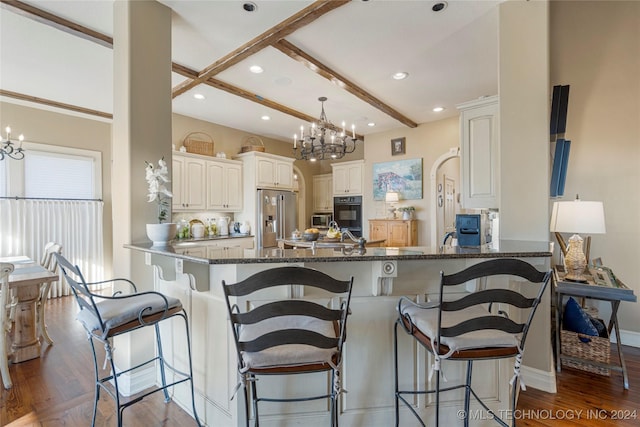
top-left (373, 158), bottom-right (423, 200)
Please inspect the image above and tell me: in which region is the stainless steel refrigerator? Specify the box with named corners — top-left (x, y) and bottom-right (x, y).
top-left (256, 189), bottom-right (297, 248)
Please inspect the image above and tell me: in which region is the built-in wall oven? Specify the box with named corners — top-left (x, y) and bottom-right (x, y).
top-left (333, 195), bottom-right (362, 237)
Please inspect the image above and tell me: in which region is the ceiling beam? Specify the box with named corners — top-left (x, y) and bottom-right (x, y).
top-left (0, 89), bottom-right (112, 119)
top-left (172, 64), bottom-right (365, 140)
top-left (0, 0), bottom-right (113, 48)
top-left (2, 0), bottom-right (368, 136)
top-left (171, 0), bottom-right (349, 98)
top-left (273, 39), bottom-right (418, 129)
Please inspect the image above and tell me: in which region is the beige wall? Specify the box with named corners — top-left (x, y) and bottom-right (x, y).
top-left (0, 101), bottom-right (114, 273)
top-left (362, 116), bottom-right (460, 245)
top-left (551, 1), bottom-right (640, 336)
top-left (499, 0), bottom-right (551, 374)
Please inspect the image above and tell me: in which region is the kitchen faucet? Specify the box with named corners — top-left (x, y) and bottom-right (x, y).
top-left (340, 229), bottom-right (367, 248)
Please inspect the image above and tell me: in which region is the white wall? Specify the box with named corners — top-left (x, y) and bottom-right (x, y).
top-left (550, 1), bottom-right (640, 341)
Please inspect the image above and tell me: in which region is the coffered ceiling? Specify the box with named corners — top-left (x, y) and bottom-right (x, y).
top-left (0, 0), bottom-right (500, 142)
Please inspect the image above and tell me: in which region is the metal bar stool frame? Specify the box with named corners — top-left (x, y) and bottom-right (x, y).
top-left (222, 266), bottom-right (353, 427)
top-left (394, 258), bottom-right (551, 427)
top-left (55, 253), bottom-right (202, 427)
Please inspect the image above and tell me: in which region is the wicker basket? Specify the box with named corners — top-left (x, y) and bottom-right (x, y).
top-left (182, 132), bottom-right (214, 156)
top-left (240, 136), bottom-right (265, 153)
top-left (561, 328), bottom-right (610, 375)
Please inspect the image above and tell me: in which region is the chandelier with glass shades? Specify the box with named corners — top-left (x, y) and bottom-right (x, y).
top-left (293, 97), bottom-right (358, 162)
top-left (1, 126), bottom-right (25, 161)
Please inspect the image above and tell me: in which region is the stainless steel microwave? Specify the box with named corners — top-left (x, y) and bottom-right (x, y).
top-left (311, 214), bottom-right (332, 228)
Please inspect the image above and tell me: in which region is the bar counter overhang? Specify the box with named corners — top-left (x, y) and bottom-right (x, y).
top-left (125, 240), bottom-right (551, 427)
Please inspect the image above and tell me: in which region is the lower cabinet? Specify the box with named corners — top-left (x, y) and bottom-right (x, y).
top-left (369, 219), bottom-right (418, 247)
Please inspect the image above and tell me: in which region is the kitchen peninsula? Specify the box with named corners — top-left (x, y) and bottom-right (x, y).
top-left (127, 240), bottom-right (551, 427)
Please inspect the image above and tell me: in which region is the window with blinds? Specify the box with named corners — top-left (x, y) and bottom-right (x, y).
top-left (24, 150), bottom-right (95, 199)
top-left (0, 141), bottom-right (101, 199)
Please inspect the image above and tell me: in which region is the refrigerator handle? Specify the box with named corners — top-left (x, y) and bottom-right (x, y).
top-left (277, 194), bottom-right (284, 239)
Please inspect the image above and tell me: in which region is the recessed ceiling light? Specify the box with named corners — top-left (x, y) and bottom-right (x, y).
top-left (392, 72), bottom-right (408, 80)
top-left (433, 106), bottom-right (445, 112)
top-left (243, 2), bottom-right (257, 12)
top-left (193, 93), bottom-right (205, 100)
top-left (368, 122), bottom-right (376, 127)
top-left (250, 65), bottom-right (263, 74)
top-left (432, 2), bottom-right (447, 13)
top-left (261, 115), bottom-right (270, 121)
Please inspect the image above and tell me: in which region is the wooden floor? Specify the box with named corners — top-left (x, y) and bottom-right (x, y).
top-left (1, 296), bottom-right (639, 426)
top-left (517, 343), bottom-right (640, 427)
top-left (0, 296), bottom-right (198, 426)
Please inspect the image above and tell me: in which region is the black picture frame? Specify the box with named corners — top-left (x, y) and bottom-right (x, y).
top-left (391, 137), bottom-right (406, 156)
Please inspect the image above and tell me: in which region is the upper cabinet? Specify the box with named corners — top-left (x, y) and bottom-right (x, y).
top-left (172, 154), bottom-right (206, 211)
top-left (206, 158), bottom-right (243, 212)
top-left (236, 152), bottom-right (294, 190)
top-left (313, 174), bottom-right (333, 213)
top-left (173, 153), bottom-right (242, 212)
top-left (332, 160), bottom-right (364, 196)
top-left (457, 95), bottom-right (500, 209)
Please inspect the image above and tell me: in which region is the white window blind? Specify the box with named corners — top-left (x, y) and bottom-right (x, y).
top-left (24, 150), bottom-right (95, 199)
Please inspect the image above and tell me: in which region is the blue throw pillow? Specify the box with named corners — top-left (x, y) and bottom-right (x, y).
top-left (563, 297), bottom-right (599, 342)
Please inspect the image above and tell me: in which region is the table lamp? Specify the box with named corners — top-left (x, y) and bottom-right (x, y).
top-left (385, 191), bottom-right (399, 219)
top-left (550, 195), bottom-right (606, 282)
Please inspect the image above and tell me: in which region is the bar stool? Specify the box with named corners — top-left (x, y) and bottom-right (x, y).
top-left (394, 258), bottom-right (551, 427)
top-left (55, 253), bottom-right (201, 426)
top-left (222, 266), bottom-right (353, 427)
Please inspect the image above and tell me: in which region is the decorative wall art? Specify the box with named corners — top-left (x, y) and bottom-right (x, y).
top-left (391, 137), bottom-right (406, 155)
top-left (373, 158), bottom-right (423, 201)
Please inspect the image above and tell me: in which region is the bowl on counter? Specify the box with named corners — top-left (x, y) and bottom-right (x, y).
top-left (302, 232), bottom-right (320, 241)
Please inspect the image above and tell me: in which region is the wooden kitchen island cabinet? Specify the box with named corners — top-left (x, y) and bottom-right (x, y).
top-left (369, 219), bottom-right (418, 247)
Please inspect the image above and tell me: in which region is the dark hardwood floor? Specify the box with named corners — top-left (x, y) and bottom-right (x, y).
top-left (2, 295), bottom-right (639, 426)
top-left (1, 296), bottom-right (197, 426)
top-left (517, 343), bottom-right (640, 427)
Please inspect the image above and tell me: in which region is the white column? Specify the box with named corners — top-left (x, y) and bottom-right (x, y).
top-left (111, 0), bottom-right (173, 392)
top-left (499, 0), bottom-right (554, 380)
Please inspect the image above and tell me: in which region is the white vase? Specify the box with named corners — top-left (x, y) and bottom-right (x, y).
top-left (402, 211), bottom-right (412, 220)
top-left (146, 223), bottom-right (177, 246)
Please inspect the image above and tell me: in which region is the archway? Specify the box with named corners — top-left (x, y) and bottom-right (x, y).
top-left (429, 147), bottom-right (460, 248)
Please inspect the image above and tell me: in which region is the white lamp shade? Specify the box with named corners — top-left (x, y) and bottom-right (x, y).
top-left (385, 192), bottom-right (399, 203)
top-left (550, 200), bottom-right (606, 234)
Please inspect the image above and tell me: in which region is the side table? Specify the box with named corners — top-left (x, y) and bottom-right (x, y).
top-left (554, 266), bottom-right (637, 389)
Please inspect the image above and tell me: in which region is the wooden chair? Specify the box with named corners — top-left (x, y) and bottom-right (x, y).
top-left (0, 262), bottom-right (15, 389)
top-left (394, 258), bottom-right (551, 427)
top-left (55, 253), bottom-right (201, 427)
top-left (222, 266), bottom-right (353, 427)
top-left (36, 242), bottom-right (62, 345)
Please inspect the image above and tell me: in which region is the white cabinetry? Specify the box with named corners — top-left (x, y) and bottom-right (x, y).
top-left (173, 153), bottom-right (243, 212)
top-left (312, 174), bottom-right (333, 213)
top-left (457, 95), bottom-right (500, 209)
top-left (172, 154), bottom-right (206, 211)
top-left (236, 152), bottom-right (294, 190)
top-left (332, 160), bottom-right (364, 195)
top-left (206, 158), bottom-right (243, 211)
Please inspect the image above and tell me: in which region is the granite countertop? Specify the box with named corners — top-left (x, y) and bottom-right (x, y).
top-left (126, 240), bottom-right (551, 265)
